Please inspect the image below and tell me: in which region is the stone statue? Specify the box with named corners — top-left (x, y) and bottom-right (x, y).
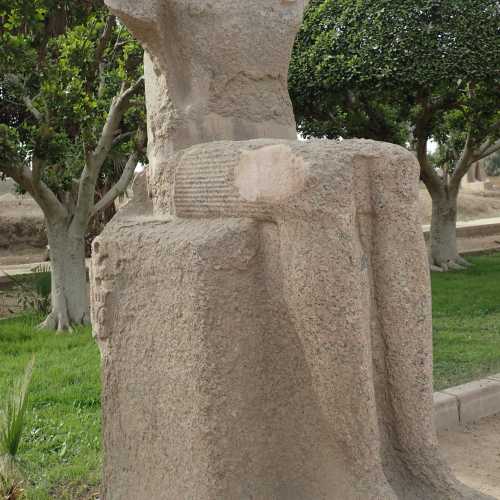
top-left (91, 1), bottom-right (493, 499)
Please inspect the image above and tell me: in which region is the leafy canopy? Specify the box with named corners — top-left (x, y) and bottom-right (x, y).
top-left (0, 0), bottom-right (145, 196)
top-left (289, 0), bottom-right (500, 156)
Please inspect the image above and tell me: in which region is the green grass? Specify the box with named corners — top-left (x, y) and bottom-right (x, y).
top-left (432, 253), bottom-right (500, 390)
top-left (0, 254), bottom-right (499, 496)
top-left (0, 315), bottom-right (100, 499)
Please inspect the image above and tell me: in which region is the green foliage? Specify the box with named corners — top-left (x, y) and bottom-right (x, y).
top-left (0, 315), bottom-right (100, 498)
top-left (0, 125), bottom-right (23, 171)
top-left (0, 1), bottom-right (145, 197)
top-left (290, 0), bottom-right (500, 159)
top-left (0, 266), bottom-right (52, 316)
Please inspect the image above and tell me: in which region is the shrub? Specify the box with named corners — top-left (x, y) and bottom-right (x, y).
top-left (0, 357), bottom-right (35, 459)
top-left (0, 357), bottom-right (35, 499)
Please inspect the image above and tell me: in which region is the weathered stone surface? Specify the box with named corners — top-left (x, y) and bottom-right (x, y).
top-left (106, 0), bottom-right (302, 151)
top-left (93, 1), bottom-right (492, 499)
top-left (105, 0), bottom-right (307, 207)
top-left (92, 139), bottom-right (491, 499)
top-left (444, 379), bottom-right (500, 426)
top-left (434, 392), bottom-right (460, 430)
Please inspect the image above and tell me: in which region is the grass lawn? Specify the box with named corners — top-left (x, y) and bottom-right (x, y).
top-left (432, 253), bottom-right (500, 390)
top-left (0, 315), bottom-right (100, 499)
top-left (0, 253), bottom-right (499, 496)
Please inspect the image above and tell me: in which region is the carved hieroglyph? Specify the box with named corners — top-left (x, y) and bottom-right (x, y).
top-left (91, 2), bottom-right (493, 499)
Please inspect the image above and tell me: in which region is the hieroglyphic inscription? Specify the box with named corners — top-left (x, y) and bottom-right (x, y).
top-left (173, 143), bottom-right (274, 220)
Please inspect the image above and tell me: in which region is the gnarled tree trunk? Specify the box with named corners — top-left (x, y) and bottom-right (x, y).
top-left (39, 219), bottom-right (90, 331)
top-left (429, 185), bottom-right (470, 271)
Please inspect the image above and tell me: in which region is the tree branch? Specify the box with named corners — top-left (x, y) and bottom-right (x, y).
top-left (474, 136), bottom-right (500, 162)
top-left (31, 156), bottom-right (44, 186)
top-left (413, 93), bottom-right (442, 193)
top-left (71, 78), bottom-right (144, 232)
top-left (90, 76), bottom-right (144, 170)
top-left (112, 131), bottom-right (134, 146)
top-left (417, 136), bottom-right (442, 193)
top-left (88, 15), bottom-right (116, 92)
top-left (450, 131), bottom-right (475, 191)
top-left (1, 162), bottom-right (67, 221)
top-left (71, 159), bottom-right (98, 234)
top-left (0, 164), bottom-right (31, 194)
top-left (95, 16), bottom-right (116, 69)
top-left (4, 74), bottom-right (44, 122)
top-left (91, 128), bottom-right (146, 216)
top-left (22, 94), bottom-right (44, 122)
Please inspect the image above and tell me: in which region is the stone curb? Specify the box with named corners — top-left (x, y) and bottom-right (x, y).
top-left (0, 259), bottom-right (91, 287)
top-left (423, 218), bottom-right (500, 240)
top-left (434, 374), bottom-right (500, 431)
top-left (461, 246), bottom-right (500, 257)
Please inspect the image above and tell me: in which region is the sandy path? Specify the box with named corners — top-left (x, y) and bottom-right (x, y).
top-left (440, 415), bottom-right (500, 498)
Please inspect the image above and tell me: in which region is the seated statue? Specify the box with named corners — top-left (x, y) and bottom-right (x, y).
top-left (91, 1), bottom-right (492, 499)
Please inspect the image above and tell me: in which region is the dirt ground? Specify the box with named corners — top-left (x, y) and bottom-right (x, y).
top-left (0, 188), bottom-right (47, 265)
top-left (0, 247), bottom-right (48, 266)
top-left (0, 290), bottom-right (21, 318)
top-left (419, 187), bottom-right (500, 225)
top-left (440, 414), bottom-right (500, 498)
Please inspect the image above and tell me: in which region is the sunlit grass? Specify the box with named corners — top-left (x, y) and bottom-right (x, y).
top-left (0, 254), bottom-right (499, 495)
top-left (0, 315), bottom-right (100, 499)
top-left (432, 253), bottom-right (500, 390)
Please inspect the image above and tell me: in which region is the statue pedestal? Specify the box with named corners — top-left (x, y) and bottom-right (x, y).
top-left (91, 140), bottom-right (490, 499)
top-left (93, 216), bottom-right (354, 499)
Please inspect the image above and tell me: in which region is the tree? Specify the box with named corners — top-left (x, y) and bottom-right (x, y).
top-left (290, 0), bottom-right (500, 270)
top-left (0, 1), bottom-right (146, 330)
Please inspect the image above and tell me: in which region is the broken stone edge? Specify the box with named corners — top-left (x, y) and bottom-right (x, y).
top-left (433, 374), bottom-right (500, 431)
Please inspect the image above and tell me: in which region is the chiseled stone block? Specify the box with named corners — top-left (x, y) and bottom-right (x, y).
top-left (443, 379), bottom-right (500, 425)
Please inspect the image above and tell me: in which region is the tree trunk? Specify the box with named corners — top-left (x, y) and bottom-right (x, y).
top-left (429, 187), bottom-right (467, 271)
top-left (39, 220), bottom-right (90, 331)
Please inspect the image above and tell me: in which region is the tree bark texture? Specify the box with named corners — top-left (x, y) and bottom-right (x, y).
top-left (40, 220), bottom-right (90, 331)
